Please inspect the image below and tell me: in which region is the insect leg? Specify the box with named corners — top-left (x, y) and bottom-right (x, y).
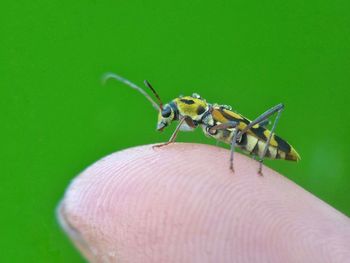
top-left (228, 129), bottom-right (239, 172)
top-left (259, 119), bottom-right (270, 128)
top-left (258, 106), bottom-right (284, 174)
top-left (153, 117), bottom-right (186, 148)
top-left (234, 103), bottom-right (284, 174)
top-left (208, 121), bottom-right (239, 134)
top-left (209, 121), bottom-right (239, 173)
top-left (237, 103), bottom-right (284, 138)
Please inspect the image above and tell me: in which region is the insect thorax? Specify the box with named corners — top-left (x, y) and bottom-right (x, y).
top-left (174, 96), bottom-right (209, 122)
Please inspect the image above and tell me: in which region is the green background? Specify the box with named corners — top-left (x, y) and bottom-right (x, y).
top-left (1, 0), bottom-right (349, 261)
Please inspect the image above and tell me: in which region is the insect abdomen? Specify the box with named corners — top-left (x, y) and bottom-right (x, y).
top-left (211, 129), bottom-right (300, 161)
top-left (238, 133), bottom-right (300, 161)
top-left (206, 107), bottom-right (300, 161)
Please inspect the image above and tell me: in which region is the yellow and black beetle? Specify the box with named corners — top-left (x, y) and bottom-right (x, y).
top-left (103, 73), bottom-right (300, 174)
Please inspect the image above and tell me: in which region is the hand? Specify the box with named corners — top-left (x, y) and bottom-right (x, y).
top-left (57, 143), bottom-right (350, 263)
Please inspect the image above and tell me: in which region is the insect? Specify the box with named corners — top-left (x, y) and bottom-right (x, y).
top-left (103, 72), bottom-right (300, 174)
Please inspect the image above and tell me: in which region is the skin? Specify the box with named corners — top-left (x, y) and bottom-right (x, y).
top-left (57, 143), bottom-right (350, 263)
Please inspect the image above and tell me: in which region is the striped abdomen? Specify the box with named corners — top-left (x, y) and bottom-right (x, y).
top-left (208, 107), bottom-right (300, 161)
top-left (237, 132), bottom-right (299, 161)
top-left (213, 129), bottom-right (300, 161)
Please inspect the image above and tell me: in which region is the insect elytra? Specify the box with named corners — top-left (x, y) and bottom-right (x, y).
top-left (103, 72), bottom-right (300, 174)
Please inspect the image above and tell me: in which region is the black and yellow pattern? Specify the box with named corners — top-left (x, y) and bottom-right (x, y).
top-left (158, 95), bottom-right (300, 162)
top-left (210, 107), bottom-right (300, 161)
top-left (105, 72), bottom-right (300, 171)
top-left (173, 96), bottom-right (209, 121)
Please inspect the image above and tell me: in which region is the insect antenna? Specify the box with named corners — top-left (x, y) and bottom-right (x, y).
top-left (144, 80), bottom-right (163, 110)
top-left (102, 72), bottom-right (161, 111)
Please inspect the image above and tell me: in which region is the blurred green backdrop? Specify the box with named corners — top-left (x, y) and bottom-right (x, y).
top-left (1, 0), bottom-right (349, 261)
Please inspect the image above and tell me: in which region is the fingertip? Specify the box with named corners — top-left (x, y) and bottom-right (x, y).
top-left (58, 143), bottom-right (274, 261)
top-left (58, 143), bottom-right (350, 263)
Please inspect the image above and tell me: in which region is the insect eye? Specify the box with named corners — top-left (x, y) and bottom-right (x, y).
top-left (161, 107), bottom-right (172, 118)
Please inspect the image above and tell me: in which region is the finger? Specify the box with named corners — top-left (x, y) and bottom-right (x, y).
top-left (57, 143), bottom-right (350, 263)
